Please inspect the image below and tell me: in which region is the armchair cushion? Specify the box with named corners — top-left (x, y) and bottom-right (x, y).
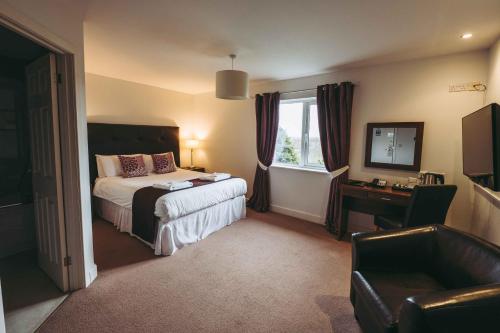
top-left (352, 271), bottom-right (445, 333)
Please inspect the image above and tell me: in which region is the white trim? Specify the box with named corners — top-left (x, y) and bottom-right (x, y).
top-left (473, 183), bottom-right (500, 207)
top-left (87, 264), bottom-right (98, 283)
top-left (270, 164), bottom-right (328, 175)
top-left (56, 54), bottom-right (96, 289)
top-left (270, 204), bottom-right (323, 224)
top-left (275, 97), bottom-right (323, 169)
top-left (0, 280), bottom-right (5, 333)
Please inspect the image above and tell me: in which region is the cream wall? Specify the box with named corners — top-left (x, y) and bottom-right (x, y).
top-left (1, 0), bottom-right (96, 286)
top-left (469, 38), bottom-right (500, 245)
top-left (85, 73), bottom-right (195, 166)
top-left (192, 96), bottom-right (257, 190)
top-left (193, 50), bottom-right (489, 232)
top-left (486, 39), bottom-right (500, 103)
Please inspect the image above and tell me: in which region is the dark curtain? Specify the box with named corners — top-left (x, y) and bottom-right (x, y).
top-left (317, 82), bottom-right (354, 236)
top-left (247, 92), bottom-right (280, 212)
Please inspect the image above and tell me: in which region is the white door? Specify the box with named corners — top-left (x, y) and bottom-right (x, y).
top-left (26, 53), bottom-right (69, 292)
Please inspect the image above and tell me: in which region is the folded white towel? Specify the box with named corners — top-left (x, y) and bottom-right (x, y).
top-left (199, 172), bottom-right (231, 182)
top-left (153, 181), bottom-right (193, 191)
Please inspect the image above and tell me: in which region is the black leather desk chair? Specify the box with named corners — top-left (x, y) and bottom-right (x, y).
top-left (375, 185), bottom-right (457, 230)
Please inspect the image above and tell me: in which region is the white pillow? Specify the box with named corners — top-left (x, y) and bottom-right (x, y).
top-left (96, 154), bottom-right (155, 177)
top-left (143, 154), bottom-right (154, 173)
top-left (95, 155), bottom-right (122, 177)
top-left (96, 156), bottom-right (105, 178)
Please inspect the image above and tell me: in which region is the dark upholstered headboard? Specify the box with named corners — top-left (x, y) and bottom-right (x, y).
top-left (87, 123), bottom-right (180, 184)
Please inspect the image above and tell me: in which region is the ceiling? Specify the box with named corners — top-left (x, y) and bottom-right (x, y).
top-left (84, 0), bottom-right (500, 94)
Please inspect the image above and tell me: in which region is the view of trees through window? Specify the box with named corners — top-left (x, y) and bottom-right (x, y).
top-left (275, 127), bottom-right (300, 164)
top-left (274, 98), bottom-right (324, 168)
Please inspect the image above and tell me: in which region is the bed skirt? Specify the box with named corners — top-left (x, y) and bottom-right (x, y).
top-left (93, 195), bottom-right (246, 255)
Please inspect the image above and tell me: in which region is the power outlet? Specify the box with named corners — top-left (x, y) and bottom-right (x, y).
top-left (449, 81), bottom-right (484, 92)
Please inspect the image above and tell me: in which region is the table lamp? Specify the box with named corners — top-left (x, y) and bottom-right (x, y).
top-left (185, 139), bottom-right (199, 167)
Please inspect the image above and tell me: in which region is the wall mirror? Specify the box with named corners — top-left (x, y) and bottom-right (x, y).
top-left (365, 122), bottom-right (424, 171)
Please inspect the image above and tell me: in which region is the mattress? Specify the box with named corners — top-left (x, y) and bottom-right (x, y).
top-left (92, 169), bottom-right (248, 221)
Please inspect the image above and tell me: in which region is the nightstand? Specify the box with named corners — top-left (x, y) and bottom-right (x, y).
top-left (181, 166), bottom-right (206, 172)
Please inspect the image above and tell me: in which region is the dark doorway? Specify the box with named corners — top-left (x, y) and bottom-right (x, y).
top-left (0, 25), bottom-right (67, 333)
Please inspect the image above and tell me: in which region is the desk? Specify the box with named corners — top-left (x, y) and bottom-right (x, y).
top-left (339, 184), bottom-right (412, 239)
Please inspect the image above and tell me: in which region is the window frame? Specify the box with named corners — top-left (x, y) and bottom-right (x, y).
top-left (273, 97), bottom-right (325, 170)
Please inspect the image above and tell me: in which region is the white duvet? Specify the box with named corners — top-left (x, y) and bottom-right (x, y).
top-left (93, 169), bottom-right (247, 221)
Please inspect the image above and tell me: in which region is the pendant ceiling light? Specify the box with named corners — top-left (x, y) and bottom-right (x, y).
top-left (216, 54), bottom-right (249, 100)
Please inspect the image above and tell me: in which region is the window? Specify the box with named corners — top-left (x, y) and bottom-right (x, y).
top-left (273, 97), bottom-right (324, 169)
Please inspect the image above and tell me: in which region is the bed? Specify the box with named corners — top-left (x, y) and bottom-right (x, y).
top-left (88, 123), bottom-right (247, 255)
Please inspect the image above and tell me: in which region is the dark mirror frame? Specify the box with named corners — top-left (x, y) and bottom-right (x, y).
top-left (364, 122), bottom-right (424, 171)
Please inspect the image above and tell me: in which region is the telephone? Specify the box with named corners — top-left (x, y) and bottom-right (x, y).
top-left (370, 178), bottom-right (387, 188)
top-left (392, 183), bottom-right (414, 192)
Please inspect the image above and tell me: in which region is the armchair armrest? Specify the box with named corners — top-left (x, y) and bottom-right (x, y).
top-left (399, 284), bottom-right (500, 333)
top-left (352, 226), bottom-right (436, 271)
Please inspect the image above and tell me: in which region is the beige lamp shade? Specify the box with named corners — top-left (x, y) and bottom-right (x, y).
top-left (216, 70), bottom-right (249, 100)
top-left (185, 139), bottom-right (199, 149)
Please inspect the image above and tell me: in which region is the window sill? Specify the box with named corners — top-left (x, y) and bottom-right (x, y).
top-left (270, 164), bottom-right (329, 175)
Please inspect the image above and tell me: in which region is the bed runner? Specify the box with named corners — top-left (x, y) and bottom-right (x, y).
top-left (131, 177), bottom-right (235, 243)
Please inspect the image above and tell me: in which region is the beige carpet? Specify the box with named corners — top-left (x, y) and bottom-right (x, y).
top-left (0, 251), bottom-right (67, 333)
top-left (39, 210), bottom-right (361, 332)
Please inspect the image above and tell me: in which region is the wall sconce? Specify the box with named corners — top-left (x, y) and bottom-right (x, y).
top-left (185, 139), bottom-right (200, 167)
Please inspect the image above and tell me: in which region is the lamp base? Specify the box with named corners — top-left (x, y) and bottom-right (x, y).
top-left (190, 148), bottom-right (194, 168)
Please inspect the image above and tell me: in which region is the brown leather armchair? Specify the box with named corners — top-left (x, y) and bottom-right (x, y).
top-left (350, 225), bottom-right (500, 333)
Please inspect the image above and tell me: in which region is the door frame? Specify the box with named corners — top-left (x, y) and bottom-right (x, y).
top-left (0, 11), bottom-right (93, 290)
top-left (0, 280), bottom-right (5, 333)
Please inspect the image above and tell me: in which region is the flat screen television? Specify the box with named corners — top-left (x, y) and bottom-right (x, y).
top-left (462, 103), bottom-right (500, 191)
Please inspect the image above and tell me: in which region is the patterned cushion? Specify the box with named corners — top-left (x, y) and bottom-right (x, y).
top-left (118, 155), bottom-right (148, 178)
top-left (152, 152), bottom-right (177, 174)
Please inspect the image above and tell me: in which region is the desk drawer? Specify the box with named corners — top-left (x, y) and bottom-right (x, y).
top-left (367, 192), bottom-right (409, 206)
top-left (342, 186), bottom-right (368, 199)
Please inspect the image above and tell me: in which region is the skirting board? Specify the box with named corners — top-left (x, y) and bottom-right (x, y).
top-left (270, 204), bottom-right (375, 233)
top-left (270, 204), bottom-right (324, 224)
top-left (87, 263), bottom-right (98, 287)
